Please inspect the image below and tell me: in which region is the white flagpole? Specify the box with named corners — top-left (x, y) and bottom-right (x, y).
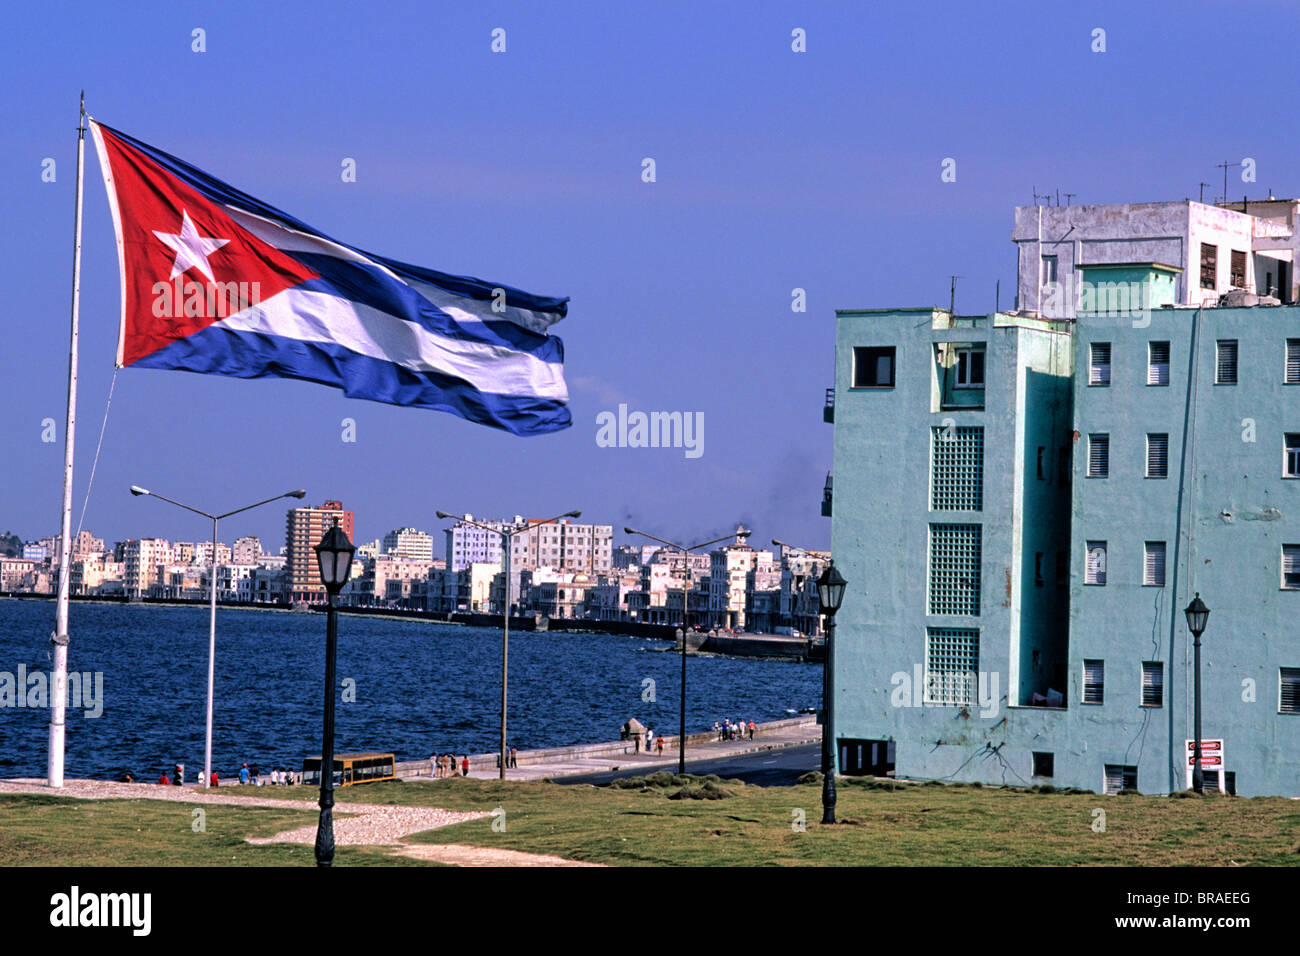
top-left (49, 93), bottom-right (86, 788)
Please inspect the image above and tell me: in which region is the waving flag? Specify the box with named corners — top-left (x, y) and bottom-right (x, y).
top-left (89, 121), bottom-right (570, 435)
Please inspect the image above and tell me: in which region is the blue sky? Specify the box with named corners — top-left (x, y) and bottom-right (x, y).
top-left (3, 0), bottom-right (1295, 555)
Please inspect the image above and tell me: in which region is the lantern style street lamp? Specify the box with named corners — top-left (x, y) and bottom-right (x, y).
top-left (817, 561), bottom-right (846, 824)
top-left (1184, 593), bottom-right (1210, 794)
top-left (313, 522), bottom-right (354, 867)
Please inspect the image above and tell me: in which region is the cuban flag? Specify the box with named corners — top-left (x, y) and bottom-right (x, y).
top-left (88, 121), bottom-right (571, 435)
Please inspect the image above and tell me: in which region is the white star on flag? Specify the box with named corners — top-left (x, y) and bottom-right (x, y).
top-left (152, 209), bottom-right (230, 282)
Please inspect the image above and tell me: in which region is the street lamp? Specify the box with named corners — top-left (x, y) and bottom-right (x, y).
top-left (624, 525), bottom-right (750, 774)
top-left (130, 485), bottom-right (306, 789)
top-left (435, 508), bottom-right (581, 780)
top-left (816, 561), bottom-right (846, 824)
top-left (313, 522), bottom-right (354, 867)
top-left (1184, 593), bottom-right (1210, 794)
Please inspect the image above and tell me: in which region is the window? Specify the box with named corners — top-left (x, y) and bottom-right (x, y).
top-left (852, 346), bottom-right (895, 388)
top-left (1041, 255), bottom-right (1058, 287)
top-left (1032, 752), bottom-right (1054, 777)
top-left (1036, 446), bottom-right (1045, 480)
top-left (1215, 340), bottom-right (1238, 384)
top-left (1104, 764), bottom-right (1137, 795)
top-left (1288, 340), bottom-right (1300, 384)
top-left (1200, 243), bottom-right (1216, 290)
top-left (1286, 434), bottom-right (1300, 478)
top-left (1281, 668), bottom-right (1300, 714)
top-left (1089, 342), bottom-right (1111, 386)
top-left (1143, 541), bottom-right (1166, 587)
top-left (1083, 659), bottom-right (1105, 704)
top-left (1230, 249), bottom-right (1247, 288)
top-left (1085, 542), bottom-right (1107, 585)
top-left (1283, 545), bottom-right (1300, 589)
top-left (1146, 433), bottom-right (1169, 478)
top-left (954, 346), bottom-right (986, 388)
top-left (1141, 662), bottom-right (1164, 707)
top-left (924, 627), bottom-right (979, 705)
top-left (1087, 434), bottom-right (1109, 478)
top-left (1034, 552), bottom-right (1044, 586)
top-left (930, 426), bottom-right (984, 510)
top-left (928, 524), bottom-right (982, 616)
top-left (1148, 341), bottom-right (1170, 386)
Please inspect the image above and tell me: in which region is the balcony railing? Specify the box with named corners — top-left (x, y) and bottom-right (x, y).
top-left (821, 473), bottom-right (833, 517)
top-left (823, 387), bottom-right (835, 423)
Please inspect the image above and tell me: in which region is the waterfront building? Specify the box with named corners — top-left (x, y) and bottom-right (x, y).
top-left (708, 529), bottom-right (768, 630)
top-left (381, 527), bottom-right (434, 562)
top-left (121, 538), bottom-right (174, 599)
top-left (284, 499), bottom-right (355, 604)
top-left (232, 535), bottom-right (261, 565)
top-left (0, 557), bottom-right (37, 591)
top-left (829, 279), bottom-right (1300, 794)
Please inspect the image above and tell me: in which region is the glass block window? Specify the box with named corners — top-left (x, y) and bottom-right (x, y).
top-left (1143, 541), bottom-right (1166, 587)
top-left (1085, 541), bottom-right (1107, 585)
top-left (1088, 434), bottom-right (1109, 477)
top-left (1216, 340), bottom-right (1238, 385)
top-left (930, 426), bottom-right (984, 511)
top-left (1089, 342), bottom-right (1111, 386)
top-left (1141, 662), bottom-right (1164, 707)
top-left (1146, 433), bottom-right (1169, 478)
top-left (1281, 668), bottom-right (1300, 714)
top-left (924, 627), bottom-right (979, 705)
top-left (1083, 659), bottom-right (1105, 704)
top-left (1148, 341), bottom-right (1170, 385)
top-left (928, 524), bottom-right (982, 616)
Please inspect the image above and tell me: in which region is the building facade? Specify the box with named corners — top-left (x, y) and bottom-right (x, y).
top-left (285, 500), bottom-right (355, 604)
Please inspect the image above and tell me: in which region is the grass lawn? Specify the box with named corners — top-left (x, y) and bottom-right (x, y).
top-left (8, 773), bottom-right (1289, 867)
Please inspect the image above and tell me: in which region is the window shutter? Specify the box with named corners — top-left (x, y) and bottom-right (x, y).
top-left (1088, 435), bottom-right (1109, 477)
top-left (1144, 542), bottom-right (1166, 586)
top-left (1148, 342), bottom-right (1170, 385)
top-left (1284, 546), bottom-right (1300, 588)
top-left (1090, 343), bottom-right (1111, 385)
top-left (1216, 340), bottom-right (1237, 384)
top-left (1083, 659), bottom-right (1104, 704)
top-left (1147, 434), bottom-right (1168, 478)
top-left (1282, 668), bottom-right (1300, 714)
top-left (1288, 341), bottom-right (1300, 384)
top-left (1142, 662), bottom-right (1163, 707)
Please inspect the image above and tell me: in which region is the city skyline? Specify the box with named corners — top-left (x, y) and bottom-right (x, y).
top-left (11, 3), bottom-right (1299, 557)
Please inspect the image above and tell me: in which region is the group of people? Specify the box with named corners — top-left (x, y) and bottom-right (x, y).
top-left (149, 762), bottom-right (297, 787)
top-left (715, 718), bottom-right (756, 742)
top-left (496, 746), bottom-right (519, 769)
top-left (431, 753), bottom-right (470, 778)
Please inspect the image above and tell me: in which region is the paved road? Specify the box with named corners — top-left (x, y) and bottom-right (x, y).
top-left (556, 741), bottom-right (820, 787)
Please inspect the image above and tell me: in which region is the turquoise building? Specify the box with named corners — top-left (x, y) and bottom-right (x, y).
top-left (828, 297), bottom-right (1300, 796)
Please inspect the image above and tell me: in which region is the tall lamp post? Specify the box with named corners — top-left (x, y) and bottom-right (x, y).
top-left (313, 522), bottom-right (355, 867)
top-left (436, 509), bottom-right (581, 780)
top-left (816, 561), bottom-right (846, 824)
top-left (624, 526), bottom-right (750, 774)
top-left (1184, 593), bottom-right (1210, 794)
top-left (130, 485), bottom-right (306, 788)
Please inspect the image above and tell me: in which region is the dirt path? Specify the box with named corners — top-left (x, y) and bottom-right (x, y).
top-left (391, 843), bottom-right (604, 867)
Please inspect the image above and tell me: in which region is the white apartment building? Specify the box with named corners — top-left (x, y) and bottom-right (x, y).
top-left (232, 535), bottom-right (261, 565)
top-left (382, 527), bottom-right (434, 562)
top-left (121, 538), bottom-right (174, 598)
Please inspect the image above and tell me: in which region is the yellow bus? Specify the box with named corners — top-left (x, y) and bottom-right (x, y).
top-left (301, 752), bottom-right (396, 787)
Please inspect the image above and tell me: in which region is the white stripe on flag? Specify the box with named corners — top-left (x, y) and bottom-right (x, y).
top-left (225, 206), bottom-right (564, 334)
top-left (215, 288), bottom-right (569, 402)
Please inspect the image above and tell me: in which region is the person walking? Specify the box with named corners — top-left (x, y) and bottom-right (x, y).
top-left (461, 755), bottom-right (470, 777)
top-left (645, 728), bottom-right (653, 753)
top-left (509, 746), bottom-right (518, 769)
top-left (748, 719), bottom-right (755, 740)
top-left (656, 735), bottom-right (664, 756)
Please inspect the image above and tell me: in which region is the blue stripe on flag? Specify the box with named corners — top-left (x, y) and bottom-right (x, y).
top-left (135, 325), bottom-right (572, 436)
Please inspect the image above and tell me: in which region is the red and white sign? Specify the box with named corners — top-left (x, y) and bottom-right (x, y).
top-left (1185, 739), bottom-right (1225, 789)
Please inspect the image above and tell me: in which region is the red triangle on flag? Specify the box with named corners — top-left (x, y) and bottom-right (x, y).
top-left (93, 124), bottom-right (319, 366)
